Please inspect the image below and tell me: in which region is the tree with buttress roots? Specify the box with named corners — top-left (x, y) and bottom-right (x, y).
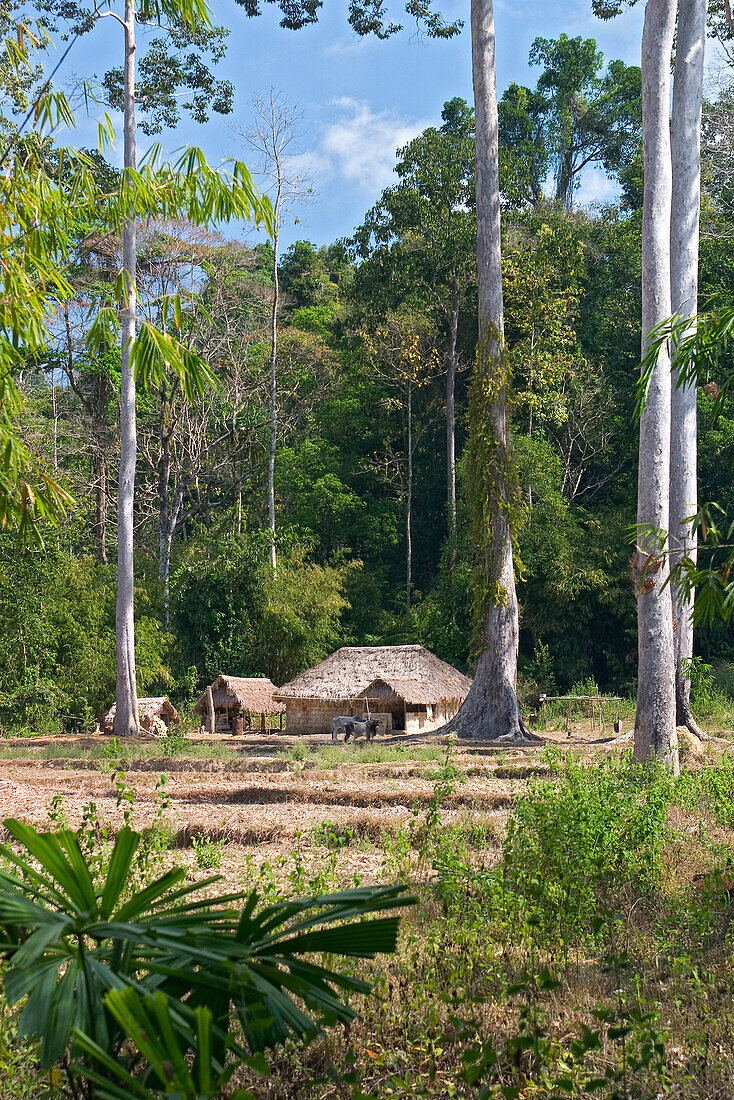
top-left (443, 0), bottom-right (536, 742)
top-left (597, 0), bottom-right (708, 765)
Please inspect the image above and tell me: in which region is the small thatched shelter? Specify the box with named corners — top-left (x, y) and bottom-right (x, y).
top-left (103, 697), bottom-right (180, 735)
top-left (194, 675), bottom-right (285, 734)
top-left (274, 644), bottom-right (472, 736)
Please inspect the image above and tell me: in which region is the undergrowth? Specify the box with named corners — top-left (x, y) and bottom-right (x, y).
top-left (3, 742), bottom-right (734, 1098)
top-left (233, 746), bottom-right (734, 1099)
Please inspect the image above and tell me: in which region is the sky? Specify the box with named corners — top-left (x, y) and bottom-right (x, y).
top-left (55, 0), bottom-right (649, 251)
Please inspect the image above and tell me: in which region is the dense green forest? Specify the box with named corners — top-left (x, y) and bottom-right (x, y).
top-left (2, 36), bottom-right (734, 734)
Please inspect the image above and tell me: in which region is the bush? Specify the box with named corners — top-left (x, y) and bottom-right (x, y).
top-left (191, 832), bottom-right (226, 869)
top-left (673, 751), bottom-right (734, 826)
top-left (497, 752), bottom-right (672, 938)
top-left (0, 819), bottom-right (412, 1098)
top-left (311, 819), bottom-right (356, 849)
top-left (159, 723), bottom-right (187, 755)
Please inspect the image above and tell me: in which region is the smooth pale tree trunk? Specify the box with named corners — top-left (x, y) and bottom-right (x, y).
top-left (158, 395), bottom-right (171, 589)
top-left (634, 0), bottom-right (678, 771)
top-left (206, 685), bottom-right (215, 734)
top-left (267, 192), bottom-right (281, 574)
top-left (406, 381), bottom-right (413, 612)
top-left (447, 0), bottom-right (529, 741)
top-left (96, 446), bottom-right (108, 565)
top-left (670, 0), bottom-right (707, 739)
top-left (114, 0), bottom-right (140, 737)
top-left (446, 278), bottom-right (459, 575)
top-left (157, 390), bottom-right (182, 629)
top-left (160, 484), bottom-right (184, 630)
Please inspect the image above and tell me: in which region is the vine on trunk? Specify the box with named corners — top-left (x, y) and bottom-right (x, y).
top-left (465, 324), bottom-right (527, 656)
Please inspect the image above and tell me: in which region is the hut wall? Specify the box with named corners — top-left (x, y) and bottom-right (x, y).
top-left (215, 712), bottom-right (234, 733)
top-left (285, 698), bottom-right (463, 736)
top-left (285, 700), bottom-right (381, 735)
top-left (428, 700), bottom-right (461, 732)
top-left (405, 708), bottom-right (427, 734)
top-left (371, 711), bottom-right (391, 734)
top-left (285, 701), bottom-right (342, 735)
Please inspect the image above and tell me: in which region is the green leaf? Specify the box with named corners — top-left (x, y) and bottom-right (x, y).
top-left (100, 829), bottom-right (141, 917)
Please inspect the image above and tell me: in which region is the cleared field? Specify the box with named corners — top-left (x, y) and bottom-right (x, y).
top-left (0, 731), bottom-right (540, 861)
top-left (3, 727), bottom-right (734, 1100)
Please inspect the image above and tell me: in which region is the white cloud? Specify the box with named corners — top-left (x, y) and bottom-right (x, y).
top-left (576, 165), bottom-right (620, 208)
top-left (303, 98), bottom-right (432, 194)
top-left (322, 37), bottom-right (372, 59)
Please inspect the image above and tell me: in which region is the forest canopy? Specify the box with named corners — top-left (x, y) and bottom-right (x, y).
top-left (1, 18), bottom-right (733, 733)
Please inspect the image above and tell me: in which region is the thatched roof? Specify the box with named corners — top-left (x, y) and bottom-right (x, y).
top-left (194, 676), bottom-right (285, 716)
top-left (103, 697), bottom-right (180, 733)
top-left (274, 645), bottom-right (472, 706)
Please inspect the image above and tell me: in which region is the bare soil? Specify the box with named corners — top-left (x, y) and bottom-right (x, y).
top-left (0, 725), bottom-right (729, 884)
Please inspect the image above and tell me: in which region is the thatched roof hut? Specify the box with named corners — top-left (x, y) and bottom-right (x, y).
top-left (194, 676), bottom-right (284, 733)
top-left (275, 645), bottom-right (471, 736)
top-left (103, 697), bottom-right (180, 735)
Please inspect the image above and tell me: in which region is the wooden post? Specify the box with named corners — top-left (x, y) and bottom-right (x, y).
top-left (261, 712), bottom-right (266, 733)
top-left (206, 685), bottom-right (215, 734)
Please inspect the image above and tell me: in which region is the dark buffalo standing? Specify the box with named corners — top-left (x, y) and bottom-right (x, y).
top-left (344, 717), bottom-right (380, 743)
top-left (330, 715), bottom-right (380, 743)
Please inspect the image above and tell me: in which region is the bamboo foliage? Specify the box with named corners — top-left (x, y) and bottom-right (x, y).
top-left (0, 19), bottom-right (272, 543)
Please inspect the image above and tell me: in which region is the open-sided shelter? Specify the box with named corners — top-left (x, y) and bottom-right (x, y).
top-left (194, 675), bottom-right (285, 733)
top-left (274, 644), bottom-right (472, 735)
top-left (103, 697), bottom-right (180, 735)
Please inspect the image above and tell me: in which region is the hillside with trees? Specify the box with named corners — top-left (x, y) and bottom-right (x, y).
top-left (2, 0), bottom-right (734, 1095)
top-left (3, 34), bottom-right (733, 733)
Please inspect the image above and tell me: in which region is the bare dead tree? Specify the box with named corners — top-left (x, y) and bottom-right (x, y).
top-left (233, 91), bottom-right (312, 573)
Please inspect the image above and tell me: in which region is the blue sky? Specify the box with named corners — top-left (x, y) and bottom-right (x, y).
top-left (58, 0), bottom-right (647, 250)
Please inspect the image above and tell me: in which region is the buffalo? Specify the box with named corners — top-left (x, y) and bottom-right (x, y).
top-left (330, 715), bottom-right (380, 743)
top-left (344, 717), bottom-right (380, 743)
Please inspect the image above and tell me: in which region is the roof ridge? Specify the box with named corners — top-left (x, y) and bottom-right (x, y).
top-left (337, 644), bottom-right (424, 652)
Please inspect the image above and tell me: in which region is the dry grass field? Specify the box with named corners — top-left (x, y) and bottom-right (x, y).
top-left (0, 728), bottom-right (598, 880)
top-left (2, 725), bottom-right (734, 1099)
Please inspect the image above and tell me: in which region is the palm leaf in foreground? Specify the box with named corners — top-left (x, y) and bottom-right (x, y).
top-left (0, 818), bottom-right (414, 1086)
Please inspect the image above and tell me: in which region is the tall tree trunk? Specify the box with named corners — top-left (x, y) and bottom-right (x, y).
top-left (114, 0), bottom-right (139, 737)
top-left (407, 382), bottom-right (413, 616)
top-left (161, 486), bottom-right (184, 631)
top-left (670, 0), bottom-right (707, 739)
top-left (447, 0), bottom-right (528, 741)
top-left (634, 0), bottom-right (678, 771)
top-left (446, 278), bottom-right (459, 575)
top-left (96, 445), bottom-right (108, 565)
top-left (406, 381), bottom-right (413, 612)
top-left (158, 392), bottom-right (172, 628)
top-left (555, 147), bottom-right (574, 209)
top-left (158, 419), bottom-right (170, 584)
top-left (267, 199), bottom-right (280, 574)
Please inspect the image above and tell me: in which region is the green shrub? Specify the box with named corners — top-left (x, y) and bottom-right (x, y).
top-left (282, 741), bottom-right (312, 763)
top-left (159, 723), bottom-right (187, 755)
top-left (0, 819), bottom-right (412, 1098)
top-left (497, 752), bottom-right (671, 938)
top-left (0, 998), bottom-right (45, 1099)
top-left (311, 819), bottom-right (356, 849)
top-left (673, 751), bottom-right (734, 826)
top-left (191, 832), bottom-right (226, 869)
